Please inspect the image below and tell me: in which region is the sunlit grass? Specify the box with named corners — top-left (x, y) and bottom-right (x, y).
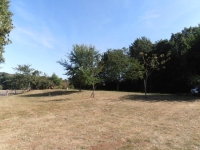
top-left (0, 89), bottom-right (200, 149)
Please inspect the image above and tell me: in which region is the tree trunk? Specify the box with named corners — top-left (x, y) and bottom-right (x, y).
top-left (117, 81), bottom-right (119, 91)
top-left (79, 84), bottom-right (82, 92)
top-left (144, 74), bottom-right (148, 99)
top-left (90, 83), bottom-right (96, 98)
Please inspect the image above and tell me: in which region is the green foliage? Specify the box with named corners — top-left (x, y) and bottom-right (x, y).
top-left (101, 48), bottom-right (144, 91)
top-left (102, 49), bottom-right (129, 91)
top-left (0, 45), bottom-right (5, 63)
top-left (0, 0), bottom-right (13, 45)
top-left (11, 64), bottom-right (34, 89)
top-left (57, 81), bottom-right (67, 89)
top-left (129, 36), bottom-right (153, 59)
top-left (13, 64), bottom-right (34, 75)
top-left (125, 58), bottom-right (144, 81)
top-left (0, 65), bottom-right (62, 90)
top-left (0, 0), bottom-right (14, 64)
top-left (102, 49), bottom-right (128, 82)
top-left (51, 73), bottom-right (62, 86)
top-left (0, 72), bottom-right (10, 89)
top-left (58, 44), bottom-right (102, 93)
top-left (139, 52), bottom-right (170, 98)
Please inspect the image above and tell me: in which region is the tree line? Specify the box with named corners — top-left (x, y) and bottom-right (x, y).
top-left (59, 25), bottom-right (200, 96)
top-left (0, 64), bottom-right (68, 90)
top-left (1, 1), bottom-right (200, 95)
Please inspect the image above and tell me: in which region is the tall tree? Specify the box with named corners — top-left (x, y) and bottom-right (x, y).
top-left (140, 52), bottom-right (170, 98)
top-left (0, 0), bottom-right (13, 63)
top-left (102, 48), bottom-right (129, 91)
top-left (129, 37), bottom-right (153, 59)
top-left (162, 25), bottom-right (200, 93)
top-left (81, 47), bottom-right (103, 97)
top-left (58, 44), bottom-right (88, 91)
top-left (147, 39), bottom-right (172, 92)
top-left (185, 26), bottom-right (200, 86)
top-left (58, 44), bottom-right (102, 94)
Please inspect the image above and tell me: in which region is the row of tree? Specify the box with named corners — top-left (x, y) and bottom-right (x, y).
top-left (1, 1), bottom-right (200, 95)
top-left (59, 25), bottom-right (200, 96)
top-left (0, 65), bottom-right (67, 90)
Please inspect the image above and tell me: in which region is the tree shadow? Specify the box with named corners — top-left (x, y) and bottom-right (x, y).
top-left (120, 94), bottom-right (200, 102)
top-left (38, 98), bottom-right (72, 103)
top-left (21, 90), bottom-right (80, 97)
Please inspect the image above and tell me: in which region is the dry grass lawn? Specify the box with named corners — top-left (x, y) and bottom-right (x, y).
top-left (0, 89), bottom-right (200, 150)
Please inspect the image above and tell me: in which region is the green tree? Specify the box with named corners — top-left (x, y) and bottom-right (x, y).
top-left (38, 75), bottom-right (53, 89)
top-left (129, 37), bottom-right (153, 59)
top-left (140, 52), bottom-right (170, 98)
top-left (185, 26), bottom-right (200, 86)
top-left (12, 64), bottom-right (34, 90)
top-left (125, 58), bottom-right (144, 81)
top-left (58, 44), bottom-right (88, 91)
top-left (0, 0), bottom-right (14, 63)
top-left (30, 70), bottom-right (42, 89)
top-left (9, 74), bottom-right (25, 90)
top-left (0, 72), bottom-right (12, 89)
top-left (51, 73), bottom-right (62, 87)
top-left (81, 47), bottom-right (103, 97)
top-left (160, 25), bottom-right (200, 93)
top-left (102, 48), bottom-right (129, 91)
top-left (58, 44), bottom-right (102, 93)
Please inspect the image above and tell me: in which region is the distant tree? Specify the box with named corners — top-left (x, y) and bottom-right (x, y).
top-left (51, 73), bottom-right (62, 87)
top-left (38, 76), bottom-right (53, 89)
top-left (81, 47), bottom-right (103, 97)
top-left (140, 52), bottom-right (170, 98)
top-left (12, 64), bottom-right (35, 89)
top-left (58, 44), bottom-right (102, 94)
top-left (0, 72), bottom-right (11, 89)
top-left (125, 58), bottom-right (144, 81)
top-left (9, 74), bottom-right (26, 90)
top-left (160, 25), bottom-right (200, 93)
top-left (185, 26), bottom-right (200, 87)
top-left (153, 39), bottom-right (171, 55)
top-left (129, 37), bottom-right (153, 59)
top-left (58, 44), bottom-right (89, 91)
top-left (29, 71), bottom-right (54, 90)
top-left (102, 48), bottom-right (130, 91)
top-left (30, 70), bottom-right (42, 89)
top-left (0, 0), bottom-right (14, 63)
top-left (145, 39), bottom-right (172, 92)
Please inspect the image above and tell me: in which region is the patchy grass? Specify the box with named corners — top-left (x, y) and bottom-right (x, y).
top-left (0, 89), bottom-right (200, 150)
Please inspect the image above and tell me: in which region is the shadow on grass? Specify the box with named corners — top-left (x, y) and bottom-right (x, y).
top-left (21, 90), bottom-right (80, 97)
top-left (120, 94), bottom-right (200, 102)
top-left (38, 98), bottom-right (72, 103)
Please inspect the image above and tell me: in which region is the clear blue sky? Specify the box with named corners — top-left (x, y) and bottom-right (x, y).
top-left (1, 0), bottom-right (200, 79)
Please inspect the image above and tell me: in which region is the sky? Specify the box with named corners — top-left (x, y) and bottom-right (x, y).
top-left (1, 0), bottom-right (200, 79)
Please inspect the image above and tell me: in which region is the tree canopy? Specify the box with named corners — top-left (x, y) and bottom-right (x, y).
top-left (129, 36), bottom-right (153, 59)
top-left (0, 0), bottom-right (13, 63)
top-left (58, 44), bottom-right (102, 95)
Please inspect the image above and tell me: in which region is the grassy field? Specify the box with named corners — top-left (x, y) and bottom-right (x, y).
top-left (0, 89), bottom-right (200, 150)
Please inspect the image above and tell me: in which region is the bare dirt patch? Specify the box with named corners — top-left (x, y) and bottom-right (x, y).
top-left (0, 90), bottom-right (200, 149)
